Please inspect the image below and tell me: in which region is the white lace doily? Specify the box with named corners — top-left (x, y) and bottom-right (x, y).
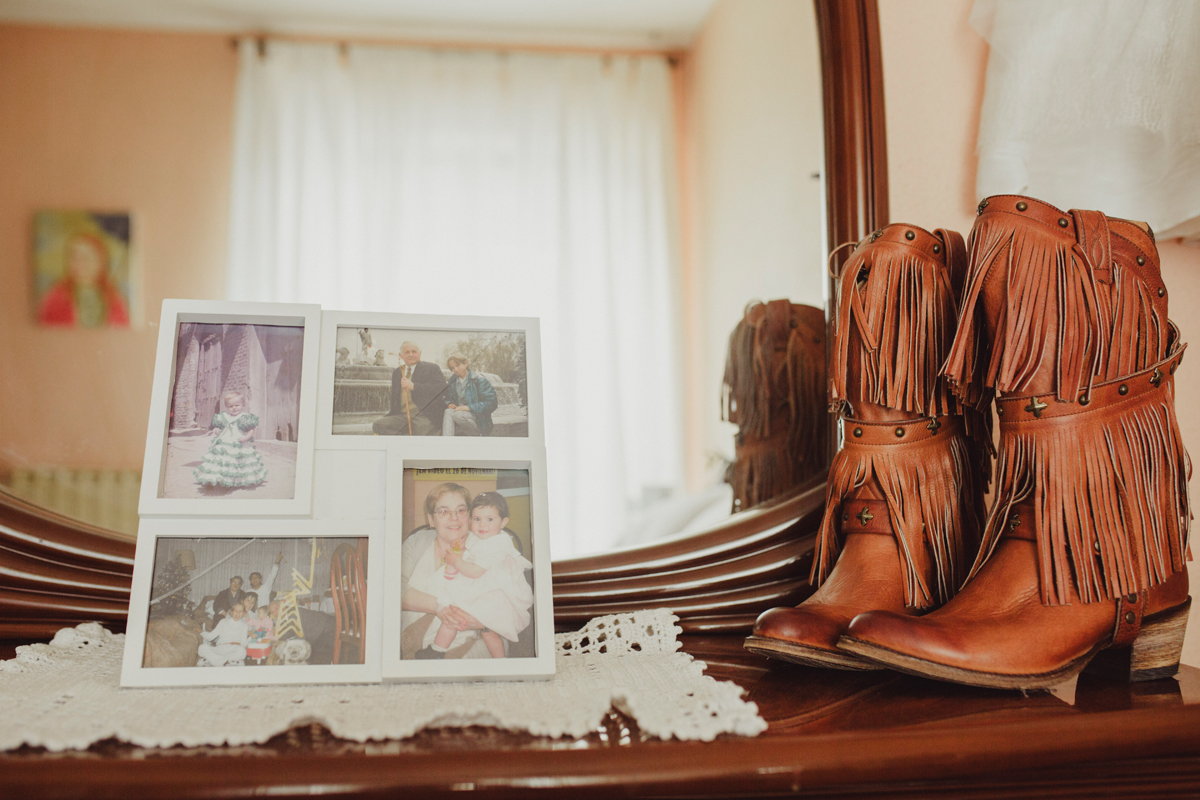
top-left (1, 610), bottom-right (765, 752)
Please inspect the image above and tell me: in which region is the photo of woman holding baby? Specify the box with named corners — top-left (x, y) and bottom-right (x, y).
top-left (399, 477), bottom-right (536, 661)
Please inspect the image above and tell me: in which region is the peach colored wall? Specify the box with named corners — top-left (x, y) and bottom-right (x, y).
top-left (0, 25), bottom-right (237, 471)
top-left (1157, 243), bottom-right (1200, 667)
top-left (679, 0), bottom-right (825, 483)
top-left (878, 0), bottom-right (987, 235)
top-left (880, 0), bottom-right (1200, 667)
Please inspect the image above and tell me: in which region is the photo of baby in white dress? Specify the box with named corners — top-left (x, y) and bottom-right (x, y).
top-left (399, 469), bottom-right (539, 661)
top-left (159, 321), bottom-right (304, 499)
top-left (416, 492), bottom-right (534, 659)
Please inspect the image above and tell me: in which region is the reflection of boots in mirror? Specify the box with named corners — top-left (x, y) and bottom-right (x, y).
top-left (722, 300), bottom-right (827, 514)
top-left (745, 225), bottom-right (989, 671)
top-left (841, 196), bottom-right (1191, 691)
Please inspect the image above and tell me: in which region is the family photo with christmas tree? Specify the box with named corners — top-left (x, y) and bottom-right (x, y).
top-left (141, 536), bottom-right (368, 669)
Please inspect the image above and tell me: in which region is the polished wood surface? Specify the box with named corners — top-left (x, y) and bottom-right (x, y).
top-left (5, 634), bottom-right (1200, 798)
top-left (816, 0), bottom-right (888, 469)
top-left (817, 0), bottom-right (889, 254)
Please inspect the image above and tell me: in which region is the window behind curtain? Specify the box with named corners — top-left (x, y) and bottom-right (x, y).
top-left (226, 40), bottom-right (685, 557)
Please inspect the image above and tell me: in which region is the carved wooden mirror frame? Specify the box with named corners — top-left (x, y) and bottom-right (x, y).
top-left (0, 0), bottom-right (888, 640)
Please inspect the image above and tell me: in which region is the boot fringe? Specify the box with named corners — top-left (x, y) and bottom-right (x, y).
top-left (812, 435), bottom-right (984, 610)
top-left (785, 316), bottom-right (829, 471)
top-left (722, 309), bottom-right (765, 435)
top-left (945, 214), bottom-right (1169, 407)
top-left (975, 390), bottom-right (1191, 605)
top-left (729, 440), bottom-right (792, 511)
top-left (723, 303), bottom-right (828, 509)
top-left (830, 242), bottom-right (958, 417)
top-left (948, 204), bottom-right (1187, 603)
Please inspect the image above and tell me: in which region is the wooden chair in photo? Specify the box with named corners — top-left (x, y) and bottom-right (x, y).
top-left (331, 540), bottom-right (367, 665)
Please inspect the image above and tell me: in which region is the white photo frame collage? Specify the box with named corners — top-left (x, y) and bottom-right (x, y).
top-left (122, 300), bottom-right (554, 687)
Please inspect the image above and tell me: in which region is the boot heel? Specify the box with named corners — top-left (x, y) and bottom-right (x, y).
top-left (1084, 597), bottom-right (1191, 683)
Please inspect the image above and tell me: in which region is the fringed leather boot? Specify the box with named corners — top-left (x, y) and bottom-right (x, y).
top-left (841, 195), bottom-right (1191, 689)
top-left (744, 225), bottom-right (989, 669)
top-left (722, 300), bottom-right (829, 512)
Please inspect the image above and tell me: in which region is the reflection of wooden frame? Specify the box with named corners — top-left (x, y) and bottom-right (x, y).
top-left (121, 518), bottom-right (382, 687)
top-left (0, 492), bottom-right (133, 638)
top-left (0, 0), bottom-right (888, 639)
top-left (138, 300), bottom-right (322, 518)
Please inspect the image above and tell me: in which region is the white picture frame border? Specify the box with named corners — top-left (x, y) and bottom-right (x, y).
top-left (138, 299), bottom-right (321, 517)
top-left (121, 517), bottom-right (383, 687)
top-left (315, 310), bottom-right (544, 452)
top-left (381, 443), bottom-right (555, 682)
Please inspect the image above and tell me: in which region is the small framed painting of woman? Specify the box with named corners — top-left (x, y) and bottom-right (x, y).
top-left (32, 210), bottom-right (137, 328)
top-left (381, 446), bottom-right (555, 682)
top-left (139, 300), bottom-right (321, 517)
top-left (122, 517), bottom-right (382, 688)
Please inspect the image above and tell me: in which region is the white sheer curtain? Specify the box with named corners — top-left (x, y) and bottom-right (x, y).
top-left (226, 40), bottom-right (685, 557)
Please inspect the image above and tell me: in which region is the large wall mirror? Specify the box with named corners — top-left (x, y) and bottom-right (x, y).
top-left (0, 0), bottom-right (886, 638)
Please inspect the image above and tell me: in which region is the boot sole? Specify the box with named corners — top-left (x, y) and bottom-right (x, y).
top-left (836, 598), bottom-right (1191, 690)
top-left (744, 635), bottom-right (884, 671)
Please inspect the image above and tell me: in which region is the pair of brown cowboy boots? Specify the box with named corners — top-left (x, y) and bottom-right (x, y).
top-left (745, 195), bottom-right (1192, 690)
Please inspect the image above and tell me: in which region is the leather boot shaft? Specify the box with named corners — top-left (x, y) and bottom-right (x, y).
top-left (814, 224), bottom-right (988, 610)
top-left (945, 195), bottom-right (1190, 605)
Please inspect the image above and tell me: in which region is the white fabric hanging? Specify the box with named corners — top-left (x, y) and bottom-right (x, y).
top-left (226, 40), bottom-right (685, 557)
top-left (971, 0), bottom-right (1200, 240)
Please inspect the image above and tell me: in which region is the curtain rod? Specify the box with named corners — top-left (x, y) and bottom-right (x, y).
top-left (229, 32), bottom-right (685, 64)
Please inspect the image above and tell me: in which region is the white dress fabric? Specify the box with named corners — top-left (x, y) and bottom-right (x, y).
top-left (225, 40), bottom-right (687, 557)
top-left (400, 530), bottom-right (489, 657)
top-left (435, 533), bottom-right (535, 642)
top-left (971, 0), bottom-right (1200, 239)
top-left (192, 411), bottom-right (268, 488)
top-left (197, 616), bottom-right (250, 667)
